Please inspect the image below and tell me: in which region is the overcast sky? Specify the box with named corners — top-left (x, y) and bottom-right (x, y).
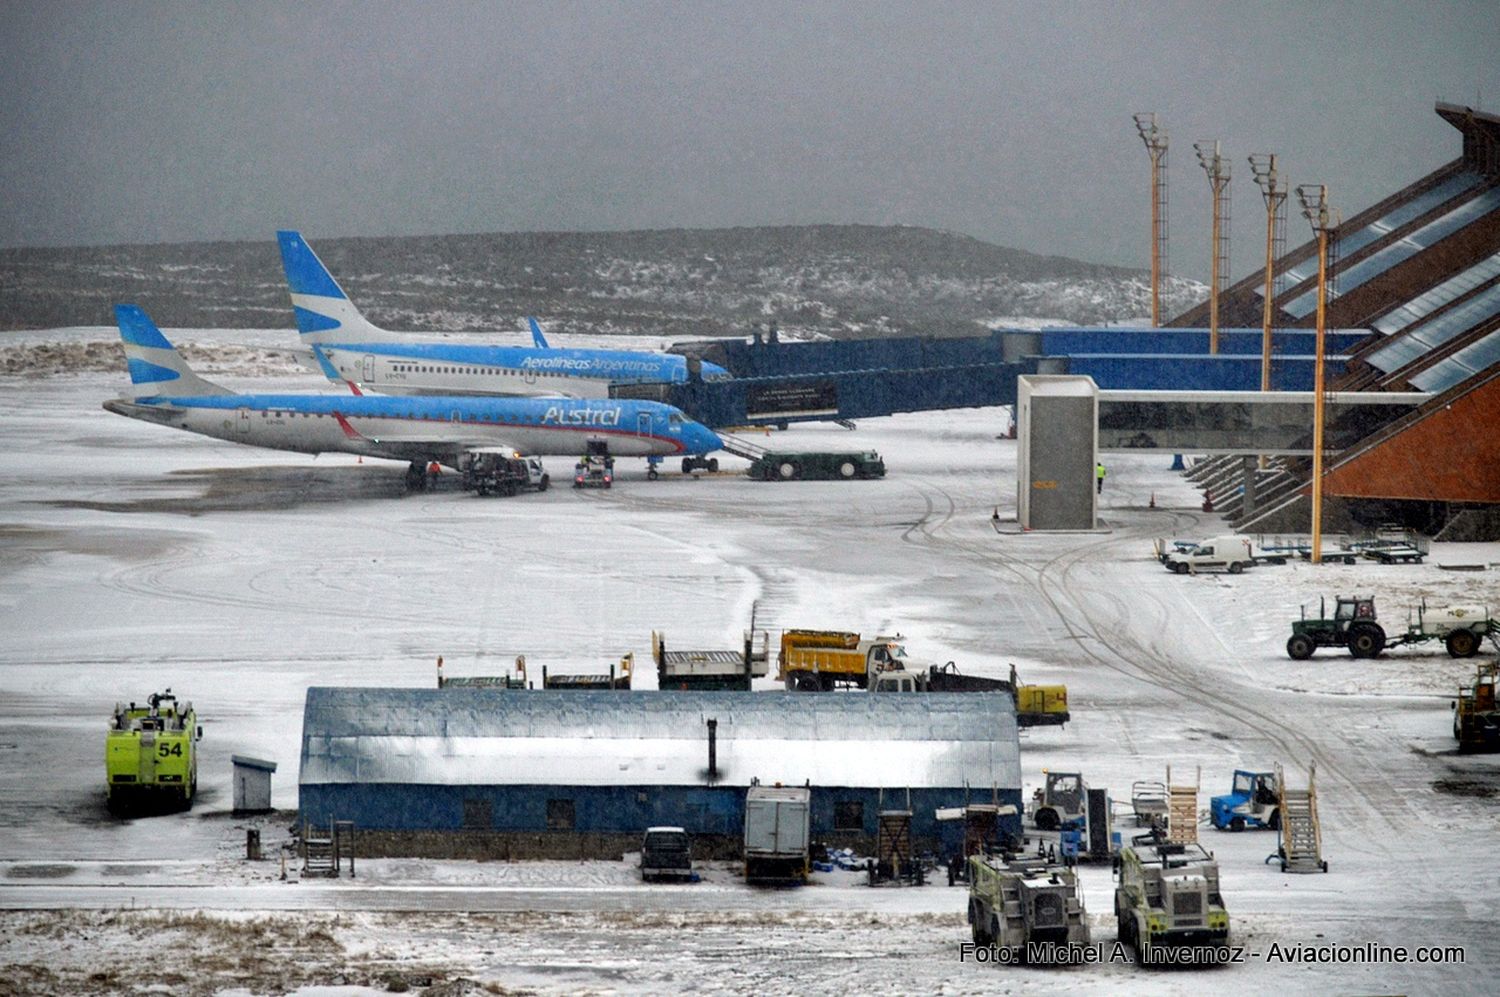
top-left (3, 1), bottom-right (1497, 280)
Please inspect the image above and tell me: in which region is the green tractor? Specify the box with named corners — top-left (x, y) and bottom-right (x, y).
top-left (1286, 595), bottom-right (1386, 660)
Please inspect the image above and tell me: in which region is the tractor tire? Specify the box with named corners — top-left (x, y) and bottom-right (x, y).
top-left (839, 461), bottom-right (857, 478)
top-left (682, 458), bottom-right (694, 474)
top-left (1229, 817), bottom-right (1245, 832)
top-left (778, 461), bottom-right (799, 480)
top-left (1035, 807), bottom-right (1060, 831)
top-left (1286, 634), bottom-right (1315, 660)
top-left (1228, 561), bottom-right (1244, 574)
top-left (1446, 629), bottom-right (1479, 658)
top-left (1347, 623), bottom-right (1386, 659)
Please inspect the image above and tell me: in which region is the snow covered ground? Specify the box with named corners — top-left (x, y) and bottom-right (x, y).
top-left (1, 327), bottom-right (1498, 994)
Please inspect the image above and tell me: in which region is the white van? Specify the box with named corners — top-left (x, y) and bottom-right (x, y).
top-left (1164, 535), bottom-right (1254, 574)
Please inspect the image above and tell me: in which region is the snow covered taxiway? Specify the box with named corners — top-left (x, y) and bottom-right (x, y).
top-left (1, 327), bottom-right (1497, 994)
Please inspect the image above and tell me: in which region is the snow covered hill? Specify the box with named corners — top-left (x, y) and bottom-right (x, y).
top-left (0, 224), bottom-right (1206, 337)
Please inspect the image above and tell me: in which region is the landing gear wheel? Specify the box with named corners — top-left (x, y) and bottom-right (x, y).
top-left (647, 468), bottom-right (659, 481)
top-left (707, 457), bottom-right (719, 472)
top-left (1446, 629), bottom-right (1478, 658)
top-left (1286, 634), bottom-right (1315, 660)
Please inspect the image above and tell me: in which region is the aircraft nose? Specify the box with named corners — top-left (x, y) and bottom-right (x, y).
top-left (692, 421), bottom-right (722, 454)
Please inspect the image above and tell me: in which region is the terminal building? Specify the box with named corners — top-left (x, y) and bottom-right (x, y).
top-left (298, 687), bottom-right (1022, 859)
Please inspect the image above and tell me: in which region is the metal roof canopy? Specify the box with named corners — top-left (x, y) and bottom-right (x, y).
top-left (1098, 390), bottom-right (1428, 455)
top-left (300, 687), bottom-right (1020, 791)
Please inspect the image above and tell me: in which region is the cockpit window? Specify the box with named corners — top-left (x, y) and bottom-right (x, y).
top-left (669, 412), bottom-right (683, 432)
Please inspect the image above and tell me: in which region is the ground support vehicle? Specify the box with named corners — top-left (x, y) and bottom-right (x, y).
top-left (778, 630), bottom-right (929, 691)
top-left (1114, 832), bottom-right (1230, 960)
top-left (462, 453), bottom-right (549, 496)
top-left (541, 654), bottom-right (633, 690)
top-left (573, 454), bottom-right (615, 489)
top-left (968, 854), bottom-right (1089, 960)
top-left (1031, 772), bottom-right (1087, 832)
top-left (1287, 595), bottom-right (1499, 660)
top-left (1209, 770), bottom-right (1280, 831)
top-left (1353, 536), bottom-right (1429, 564)
top-left (678, 454), bottom-right (721, 476)
top-left (1161, 535), bottom-right (1257, 574)
top-left (747, 450), bottom-right (885, 481)
top-left (744, 783), bottom-right (810, 884)
top-left (1268, 762), bottom-right (1327, 873)
top-left (1453, 662), bottom-right (1500, 752)
top-left (1130, 781), bottom-right (1168, 829)
top-left (640, 826), bottom-right (694, 882)
top-left (106, 690), bottom-right (201, 814)
top-left (940, 803), bottom-right (1016, 885)
top-left (652, 629), bottom-right (769, 691)
top-left (927, 663), bottom-right (1069, 726)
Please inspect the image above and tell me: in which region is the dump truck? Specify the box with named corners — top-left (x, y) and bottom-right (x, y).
top-left (747, 450), bottom-right (886, 481)
top-left (1286, 595), bottom-right (1499, 660)
top-left (1209, 770), bottom-right (1281, 831)
top-left (744, 783), bottom-right (810, 884)
top-left (652, 629), bottom-right (769, 691)
top-left (106, 690), bottom-right (201, 814)
top-left (1115, 831), bottom-right (1230, 959)
top-left (778, 630), bottom-right (925, 691)
top-left (1453, 661), bottom-right (1500, 753)
top-left (968, 854), bottom-right (1089, 960)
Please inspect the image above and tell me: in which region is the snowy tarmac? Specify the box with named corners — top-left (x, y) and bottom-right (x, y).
top-left (1, 327), bottom-right (1498, 994)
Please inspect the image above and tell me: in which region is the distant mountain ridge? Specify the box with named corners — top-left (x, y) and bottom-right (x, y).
top-left (0, 224), bottom-right (1206, 336)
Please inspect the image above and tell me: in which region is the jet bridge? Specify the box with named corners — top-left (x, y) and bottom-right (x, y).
top-left (1097, 390), bottom-right (1428, 455)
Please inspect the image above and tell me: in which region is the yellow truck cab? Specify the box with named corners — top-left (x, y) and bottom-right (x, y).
top-left (778, 630), bottom-right (925, 691)
top-left (106, 690), bottom-right (201, 814)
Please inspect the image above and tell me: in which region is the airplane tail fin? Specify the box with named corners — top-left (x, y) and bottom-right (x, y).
top-left (528, 317), bottom-right (551, 349)
top-left (115, 305), bottom-right (235, 399)
top-left (276, 230), bottom-right (403, 344)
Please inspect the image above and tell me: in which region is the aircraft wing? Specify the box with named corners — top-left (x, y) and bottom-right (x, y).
top-left (328, 412), bottom-right (520, 464)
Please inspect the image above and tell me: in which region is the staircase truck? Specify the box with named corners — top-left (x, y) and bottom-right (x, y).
top-left (105, 690), bottom-right (201, 814)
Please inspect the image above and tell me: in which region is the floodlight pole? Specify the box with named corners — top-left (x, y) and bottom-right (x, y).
top-left (1134, 113), bottom-right (1169, 328)
top-left (1296, 184), bottom-right (1336, 565)
top-left (1195, 141), bottom-right (1231, 354)
top-left (1250, 153), bottom-right (1288, 472)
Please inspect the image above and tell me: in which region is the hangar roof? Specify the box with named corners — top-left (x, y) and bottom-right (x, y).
top-left (299, 687), bottom-right (1020, 790)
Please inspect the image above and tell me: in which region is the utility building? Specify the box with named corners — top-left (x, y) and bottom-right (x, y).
top-left (298, 687), bottom-right (1021, 859)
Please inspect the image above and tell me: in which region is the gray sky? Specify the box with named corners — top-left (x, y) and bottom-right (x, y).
top-left (3, 1), bottom-right (1497, 280)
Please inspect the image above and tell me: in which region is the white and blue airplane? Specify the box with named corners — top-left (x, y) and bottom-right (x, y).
top-left (277, 230), bottom-right (730, 398)
top-left (103, 306), bottom-right (723, 477)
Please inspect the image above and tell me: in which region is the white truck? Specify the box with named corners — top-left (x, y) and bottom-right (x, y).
top-left (744, 783), bottom-right (810, 884)
top-left (1162, 535), bottom-right (1271, 574)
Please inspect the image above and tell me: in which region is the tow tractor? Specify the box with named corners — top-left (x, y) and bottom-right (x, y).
top-left (1209, 770), bottom-right (1280, 831)
top-left (1031, 772), bottom-right (1087, 831)
top-left (1286, 595), bottom-right (1499, 660)
top-left (1453, 662), bottom-right (1500, 753)
top-left (574, 454), bottom-right (615, 489)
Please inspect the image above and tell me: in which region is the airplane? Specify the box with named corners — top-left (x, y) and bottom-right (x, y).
top-left (276, 230), bottom-right (731, 398)
top-left (103, 305), bottom-right (723, 484)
